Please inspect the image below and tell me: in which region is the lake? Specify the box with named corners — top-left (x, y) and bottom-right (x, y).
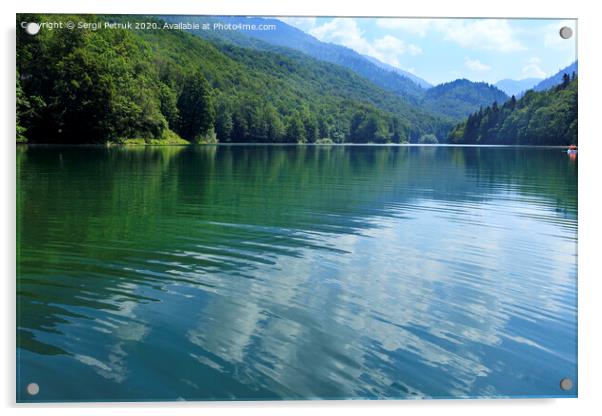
top-left (16, 145), bottom-right (578, 401)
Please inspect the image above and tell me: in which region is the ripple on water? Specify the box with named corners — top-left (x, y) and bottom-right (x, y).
top-left (17, 146), bottom-right (577, 400)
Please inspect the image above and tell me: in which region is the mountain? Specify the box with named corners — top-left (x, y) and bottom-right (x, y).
top-left (421, 79), bottom-right (509, 120)
top-left (494, 78), bottom-right (542, 97)
top-left (17, 14), bottom-right (452, 144)
top-left (162, 16), bottom-right (508, 122)
top-left (493, 61), bottom-right (577, 98)
top-left (162, 16), bottom-right (429, 101)
top-left (448, 76), bottom-right (577, 145)
top-left (361, 54), bottom-right (432, 89)
top-left (533, 61), bottom-right (578, 92)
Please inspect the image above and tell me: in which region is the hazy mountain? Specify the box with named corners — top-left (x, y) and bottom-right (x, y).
top-left (494, 78), bottom-right (542, 97)
top-left (160, 16), bottom-right (513, 123)
top-left (422, 79), bottom-right (509, 119)
top-left (361, 54), bottom-right (432, 88)
top-left (533, 61), bottom-right (578, 92)
top-left (197, 16), bottom-right (430, 100)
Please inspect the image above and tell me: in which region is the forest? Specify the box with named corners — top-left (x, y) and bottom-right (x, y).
top-left (448, 74), bottom-right (577, 145)
top-left (16, 14), bottom-right (577, 146)
top-left (16, 14), bottom-right (452, 145)
top-left (170, 15), bottom-right (512, 120)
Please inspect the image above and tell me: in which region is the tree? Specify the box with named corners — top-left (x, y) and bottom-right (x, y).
top-left (361, 114), bottom-right (389, 143)
top-left (419, 134), bottom-right (439, 144)
top-left (508, 95), bottom-right (517, 110)
top-left (18, 19), bottom-right (168, 143)
top-left (448, 77), bottom-right (577, 146)
top-left (176, 72), bottom-right (215, 142)
top-left (349, 112), bottom-right (366, 143)
top-left (264, 105), bottom-right (285, 142)
top-left (285, 114), bottom-right (306, 143)
top-left (16, 71), bottom-right (29, 143)
top-left (215, 102), bottom-right (233, 142)
top-left (231, 109), bottom-right (248, 141)
top-left (158, 83), bottom-right (179, 130)
top-left (561, 73), bottom-right (571, 88)
top-left (303, 115), bottom-right (319, 143)
top-left (17, 14), bottom-right (452, 145)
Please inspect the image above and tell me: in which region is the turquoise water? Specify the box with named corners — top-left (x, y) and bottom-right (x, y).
top-left (17, 145), bottom-right (577, 401)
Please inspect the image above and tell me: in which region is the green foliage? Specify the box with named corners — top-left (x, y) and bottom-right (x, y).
top-left (315, 138), bottom-right (334, 144)
top-left (448, 77), bottom-right (577, 145)
top-left (285, 114), bottom-right (306, 143)
top-left (17, 14), bottom-right (453, 145)
top-left (419, 134), bottom-right (439, 144)
top-left (176, 72), bottom-right (215, 142)
top-left (214, 102), bottom-right (233, 142)
top-left (16, 70), bottom-right (29, 143)
top-left (422, 79), bottom-right (509, 120)
top-left (17, 15), bottom-right (169, 143)
top-left (349, 112), bottom-right (390, 143)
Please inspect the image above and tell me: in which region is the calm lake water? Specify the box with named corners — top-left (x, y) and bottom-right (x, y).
top-left (17, 145), bottom-right (577, 401)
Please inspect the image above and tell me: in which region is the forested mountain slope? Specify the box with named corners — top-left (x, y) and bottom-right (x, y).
top-left (161, 16), bottom-right (429, 101)
top-left (162, 16), bottom-right (509, 121)
top-left (16, 14), bottom-right (453, 144)
top-left (448, 75), bottom-right (577, 145)
top-left (421, 79), bottom-right (509, 120)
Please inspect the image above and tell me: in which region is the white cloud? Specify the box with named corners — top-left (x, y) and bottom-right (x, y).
top-left (464, 57), bottom-right (491, 72)
top-left (408, 44), bottom-right (423, 56)
top-left (310, 18), bottom-right (368, 52)
top-left (441, 20), bottom-right (526, 52)
top-left (373, 34), bottom-right (407, 55)
top-left (378, 18), bottom-right (526, 53)
top-left (520, 56), bottom-right (546, 78)
top-left (278, 17), bottom-right (317, 32)
top-left (376, 18), bottom-right (435, 37)
top-left (521, 63), bottom-right (547, 78)
top-left (309, 18), bottom-right (422, 68)
top-left (373, 35), bottom-right (423, 63)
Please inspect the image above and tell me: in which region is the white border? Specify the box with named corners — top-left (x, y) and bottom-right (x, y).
top-left (2, 1), bottom-right (601, 415)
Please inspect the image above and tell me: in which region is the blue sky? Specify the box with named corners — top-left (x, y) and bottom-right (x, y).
top-left (279, 17), bottom-right (577, 85)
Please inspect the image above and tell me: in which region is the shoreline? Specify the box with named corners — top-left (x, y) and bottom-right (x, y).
top-left (16, 143), bottom-right (575, 149)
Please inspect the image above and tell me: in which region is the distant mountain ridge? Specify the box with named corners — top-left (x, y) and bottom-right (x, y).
top-left (218, 17), bottom-right (510, 120)
top-left (163, 16), bottom-right (511, 122)
top-left (361, 54), bottom-right (432, 88)
top-left (212, 16), bottom-right (430, 101)
top-left (494, 78), bottom-right (542, 97)
top-left (533, 61), bottom-right (578, 92)
top-left (421, 79), bottom-right (509, 119)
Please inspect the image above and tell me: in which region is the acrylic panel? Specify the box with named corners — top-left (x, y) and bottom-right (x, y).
top-left (16, 14), bottom-right (578, 402)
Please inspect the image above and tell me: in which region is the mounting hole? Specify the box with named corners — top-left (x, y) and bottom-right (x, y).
top-left (26, 382), bottom-right (40, 396)
top-left (559, 377), bottom-right (573, 391)
top-left (24, 22), bottom-right (40, 36)
top-left (559, 26), bottom-right (573, 39)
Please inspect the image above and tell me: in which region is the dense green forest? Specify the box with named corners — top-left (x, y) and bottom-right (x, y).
top-left (16, 14), bottom-right (453, 145)
top-left (448, 74), bottom-right (577, 145)
top-left (421, 79), bottom-right (509, 119)
top-left (163, 15), bottom-right (510, 120)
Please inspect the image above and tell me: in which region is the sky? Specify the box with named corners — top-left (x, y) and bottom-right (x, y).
top-left (279, 17), bottom-right (577, 85)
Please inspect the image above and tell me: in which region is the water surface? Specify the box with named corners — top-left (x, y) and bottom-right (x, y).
top-left (17, 145), bottom-right (578, 401)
